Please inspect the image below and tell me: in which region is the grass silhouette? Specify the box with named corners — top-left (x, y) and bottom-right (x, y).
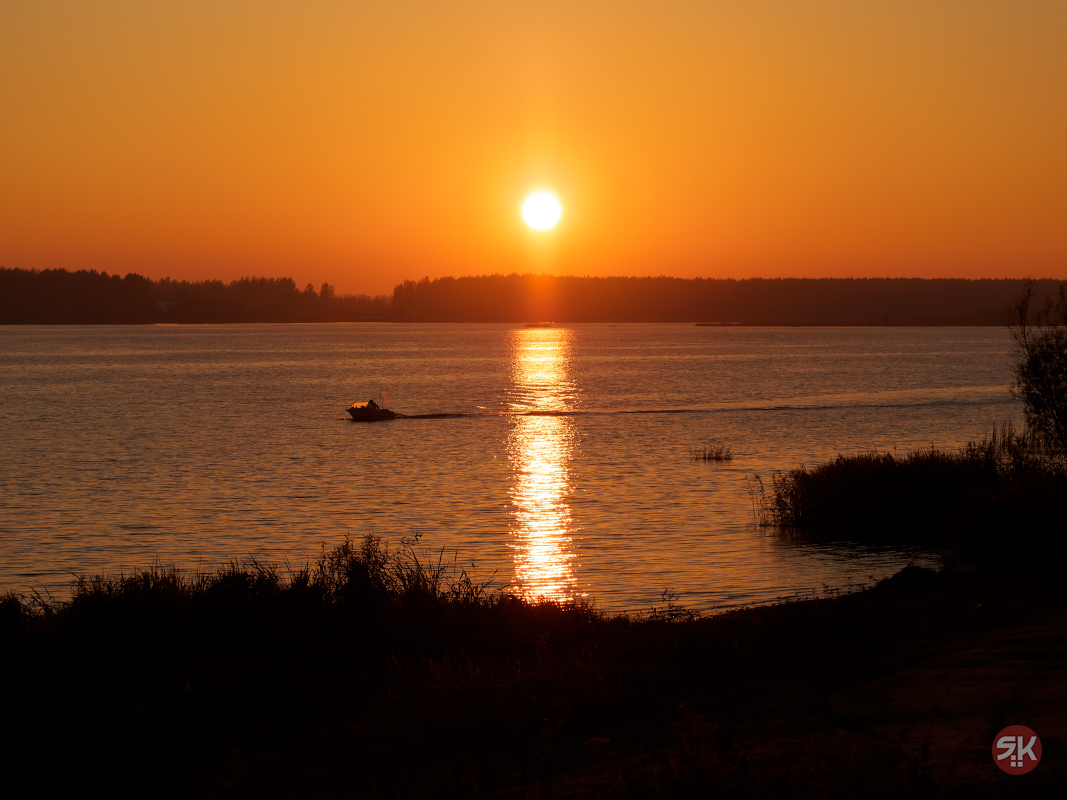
top-left (2, 531), bottom-right (1065, 795)
top-left (748, 424), bottom-right (1067, 563)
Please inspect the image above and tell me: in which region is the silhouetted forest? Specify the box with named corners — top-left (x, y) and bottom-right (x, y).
top-left (0, 268), bottom-right (389, 324)
top-left (2, 267), bottom-right (1062, 325)
top-left (392, 274), bottom-right (1065, 325)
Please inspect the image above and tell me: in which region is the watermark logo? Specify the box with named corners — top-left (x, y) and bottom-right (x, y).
top-left (993, 725), bottom-right (1041, 775)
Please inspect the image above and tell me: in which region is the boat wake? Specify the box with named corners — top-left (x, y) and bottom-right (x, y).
top-left (395, 413), bottom-right (469, 420)
top-left (378, 393), bottom-right (1012, 421)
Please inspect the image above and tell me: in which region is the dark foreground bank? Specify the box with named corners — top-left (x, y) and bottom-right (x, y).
top-left (1, 537), bottom-right (1063, 798)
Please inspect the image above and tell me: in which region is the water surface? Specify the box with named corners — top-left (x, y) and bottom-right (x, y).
top-left (0, 324), bottom-right (1017, 611)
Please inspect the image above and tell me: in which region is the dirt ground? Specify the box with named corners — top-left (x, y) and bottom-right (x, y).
top-left (503, 570), bottom-right (1067, 798)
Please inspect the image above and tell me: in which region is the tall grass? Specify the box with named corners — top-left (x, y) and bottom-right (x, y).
top-left (5, 534), bottom-right (496, 621)
top-left (748, 424), bottom-right (1066, 556)
top-left (0, 534), bottom-right (546, 682)
top-left (0, 533), bottom-right (702, 797)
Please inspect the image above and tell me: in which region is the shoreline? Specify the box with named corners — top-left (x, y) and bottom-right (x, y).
top-left (3, 558), bottom-right (1062, 796)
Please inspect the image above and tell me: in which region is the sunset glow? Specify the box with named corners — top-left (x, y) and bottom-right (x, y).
top-left (1, 3), bottom-right (1064, 294)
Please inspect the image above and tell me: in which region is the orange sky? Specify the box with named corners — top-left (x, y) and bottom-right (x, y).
top-left (2, 1), bottom-right (1065, 295)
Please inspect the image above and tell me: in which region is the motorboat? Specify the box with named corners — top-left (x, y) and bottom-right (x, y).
top-left (346, 398), bottom-right (397, 421)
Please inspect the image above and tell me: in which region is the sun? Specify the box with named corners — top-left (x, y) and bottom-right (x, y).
top-left (521, 190), bottom-right (562, 231)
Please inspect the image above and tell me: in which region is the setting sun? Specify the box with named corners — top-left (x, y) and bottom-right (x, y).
top-left (521, 191), bottom-right (562, 232)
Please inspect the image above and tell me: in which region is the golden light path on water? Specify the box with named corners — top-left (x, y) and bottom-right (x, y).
top-left (506, 328), bottom-right (580, 602)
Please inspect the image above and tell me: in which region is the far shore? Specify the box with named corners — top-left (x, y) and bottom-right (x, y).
top-left (4, 268), bottom-right (1060, 326)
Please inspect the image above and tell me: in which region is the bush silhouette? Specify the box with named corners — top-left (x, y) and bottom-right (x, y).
top-left (1007, 279), bottom-right (1067, 465)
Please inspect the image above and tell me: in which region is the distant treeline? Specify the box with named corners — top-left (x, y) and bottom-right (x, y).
top-left (0, 268), bottom-right (390, 324)
top-left (2, 267), bottom-right (1063, 325)
top-left (392, 274), bottom-right (1064, 325)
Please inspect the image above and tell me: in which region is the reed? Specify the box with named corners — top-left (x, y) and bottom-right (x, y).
top-left (689, 443), bottom-right (734, 462)
top-left (748, 423), bottom-right (1067, 557)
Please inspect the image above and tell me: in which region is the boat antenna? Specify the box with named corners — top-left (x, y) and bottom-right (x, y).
top-left (381, 389), bottom-right (390, 407)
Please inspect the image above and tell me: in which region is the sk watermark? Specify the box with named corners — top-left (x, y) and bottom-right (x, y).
top-left (993, 725), bottom-right (1041, 775)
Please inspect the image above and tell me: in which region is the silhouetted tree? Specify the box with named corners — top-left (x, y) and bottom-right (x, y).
top-left (385, 274), bottom-right (1053, 325)
top-left (0, 268), bottom-right (155, 323)
top-left (0, 268), bottom-right (390, 324)
top-left (1, 268), bottom-right (1060, 327)
top-left (1007, 279), bottom-right (1067, 462)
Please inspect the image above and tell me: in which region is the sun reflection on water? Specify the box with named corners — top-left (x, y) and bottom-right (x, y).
top-left (506, 329), bottom-right (580, 601)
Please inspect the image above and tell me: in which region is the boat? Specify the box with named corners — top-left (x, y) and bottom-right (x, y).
top-left (524, 322), bottom-right (554, 328)
top-left (346, 398), bottom-right (397, 421)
